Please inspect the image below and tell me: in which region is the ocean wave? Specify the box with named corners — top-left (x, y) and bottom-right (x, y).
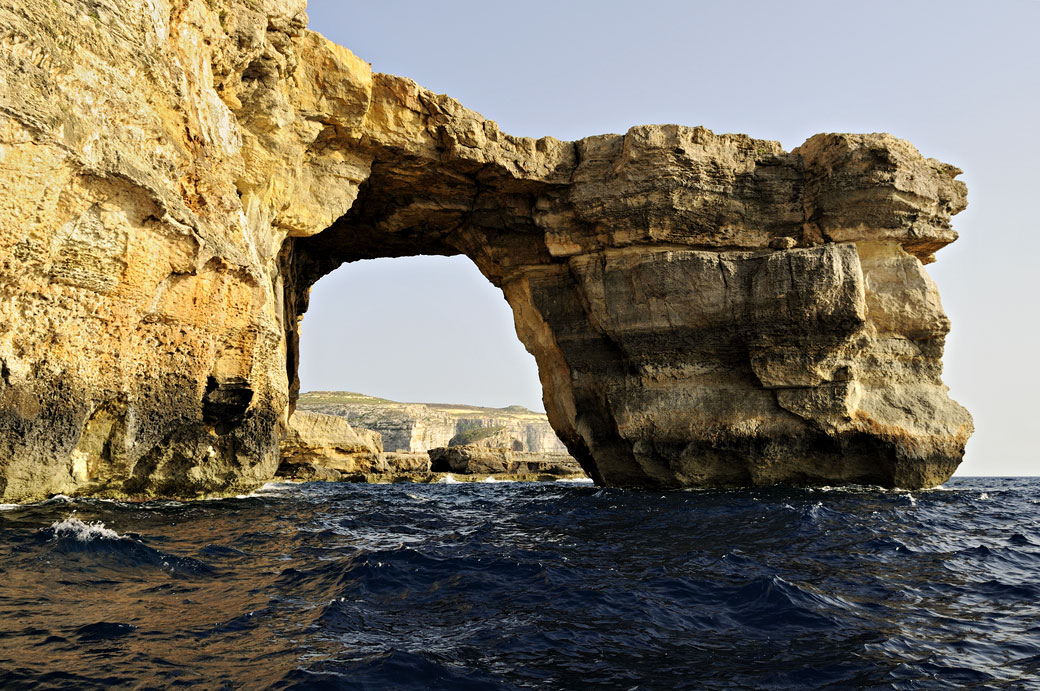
top-left (2, 477), bottom-right (1039, 688)
top-left (1009, 533), bottom-right (1037, 547)
top-left (42, 493), bottom-right (75, 504)
top-left (722, 575), bottom-right (855, 631)
top-left (234, 481), bottom-right (303, 499)
top-left (75, 621), bottom-right (137, 642)
top-left (275, 649), bottom-right (508, 689)
top-left (47, 516), bottom-right (126, 541)
top-left (38, 515), bottom-right (215, 576)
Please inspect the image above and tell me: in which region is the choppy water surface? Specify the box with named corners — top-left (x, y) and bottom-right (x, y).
top-left (1, 477), bottom-right (1038, 689)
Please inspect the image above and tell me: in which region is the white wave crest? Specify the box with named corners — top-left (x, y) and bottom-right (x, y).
top-left (235, 481), bottom-right (301, 499)
top-left (438, 474), bottom-right (460, 484)
top-left (49, 516), bottom-right (126, 541)
top-left (43, 494), bottom-right (74, 504)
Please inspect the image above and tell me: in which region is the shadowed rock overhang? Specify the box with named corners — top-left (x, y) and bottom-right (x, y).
top-left (0, 0), bottom-right (971, 501)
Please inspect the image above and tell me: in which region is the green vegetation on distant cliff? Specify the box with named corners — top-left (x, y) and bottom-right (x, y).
top-left (298, 392), bottom-right (544, 420)
top-left (298, 391), bottom-right (394, 405)
top-left (448, 426), bottom-right (507, 447)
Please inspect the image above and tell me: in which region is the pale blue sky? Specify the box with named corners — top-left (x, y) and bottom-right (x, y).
top-left (299, 0), bottom-right (1040, 476)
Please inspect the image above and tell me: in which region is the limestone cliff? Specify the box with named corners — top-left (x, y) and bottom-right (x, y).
top-left (297, 391), bottom-right (568, 454)
top-left (0, 0), bottom-right (971, 500)
top-left (276, 406), bottom-right (582, 483)
top-left (279, 409), bottom-right (381, 475)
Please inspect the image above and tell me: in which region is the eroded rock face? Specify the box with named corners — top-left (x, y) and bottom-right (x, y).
top-left (0, 0), bottom-right (971, 500)
top-left (429, 446), bottom-right (584, 478)
top-left (279, 410), bottom-right (382, 475)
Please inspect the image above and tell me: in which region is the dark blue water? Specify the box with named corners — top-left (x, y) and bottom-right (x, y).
top-left (1, 477), bottom-right (1038, 689)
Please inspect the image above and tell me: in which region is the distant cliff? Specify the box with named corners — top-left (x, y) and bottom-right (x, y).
top-left (296, 392), bottom-right (568, 454)
top-left (280, 410), bottom-right (382, 472)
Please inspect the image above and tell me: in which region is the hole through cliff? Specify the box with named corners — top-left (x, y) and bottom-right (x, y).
top-left (294, 255), bottom-right (545, 413)
top-left (276, 161), bottom-right (595, 477)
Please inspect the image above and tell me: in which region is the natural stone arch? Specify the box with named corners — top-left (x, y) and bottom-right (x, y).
top-left (0, 0), bottom-right (971, 501)
top-left (277, 97), bottom-right (972, 489)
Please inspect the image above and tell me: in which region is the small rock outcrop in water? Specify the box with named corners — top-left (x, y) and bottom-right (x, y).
top-left (0, 0), bottom-right (971, 500)
top-left (429, 446), bottom-right (584, 478)
top-left (278, 410), bottom-right (383, 478)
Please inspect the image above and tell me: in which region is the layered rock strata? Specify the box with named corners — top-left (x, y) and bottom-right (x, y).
top-left (0, 0), bottom-right (971, 500)
top-left (297, 392), bottom-right (567, 454)
top-left (278, 410), bottom-right (382, 477)
top-left (279, 399), bottom-right (581, 482)
top-left (277, 409), bottom-right (435, 481)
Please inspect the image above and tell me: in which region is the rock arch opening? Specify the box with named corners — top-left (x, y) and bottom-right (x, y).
top-left (281, 253), bottom-right (581, 480)
top-left (275, 118), bottom-right (973, 490)
top-left (294, 254), bottom-right (544, 411)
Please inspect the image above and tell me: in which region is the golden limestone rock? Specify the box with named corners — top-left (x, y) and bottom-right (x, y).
top-left (278, 410), bottom-right (383, 478)
top-left (0, 1), bottom-right (971, 500)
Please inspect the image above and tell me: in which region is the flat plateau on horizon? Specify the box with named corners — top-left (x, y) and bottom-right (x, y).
top-left (298, 390), bottom-right (549, 420)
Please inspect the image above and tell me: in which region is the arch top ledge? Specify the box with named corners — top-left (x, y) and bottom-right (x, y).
top-left (0, 1), bottom-right (969, 501)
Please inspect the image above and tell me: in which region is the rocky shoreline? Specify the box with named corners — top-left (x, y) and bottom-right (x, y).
top-left (277, 400), bottom-right (587, 484)
top-left (296, 392), bottom-right (568, 455)
top-left (276, 470), bottom-right (589, 485)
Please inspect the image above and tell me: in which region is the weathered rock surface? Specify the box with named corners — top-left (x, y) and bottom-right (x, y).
top-left (0, 0), bottom-right (971, 500)
top-left (380, 452), bottom-right (432, 474)
top-left (297, 391), bottom-right (567, 454)
top-left (279, 410), bottom-right (381, 475)
top-left (282, 394), bottom-right (578, 482)
top-left (276, 409), bottom-right (438, 480)
top-left (429, 446), bottom-right (584, 478)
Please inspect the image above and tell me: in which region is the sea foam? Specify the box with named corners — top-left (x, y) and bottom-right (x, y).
top-left (48, 516), bottom-right (126, 541)
top-left (236, 481), bottom-right (300, 498)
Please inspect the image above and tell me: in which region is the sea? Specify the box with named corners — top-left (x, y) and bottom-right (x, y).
top-left (0, 476), bottom-right (1037, 689)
